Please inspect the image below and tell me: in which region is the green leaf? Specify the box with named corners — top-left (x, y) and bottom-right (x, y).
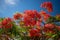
top-left (51, 34), bottom-right (57, 38)
top-left (46, 16), bottom-right (55, 23)
top-left (45, 33), bottom-right (54, 37)
top-left (0, 18), bottom-right (3, 22)
top-left (55, 16), bottom-right (60, 21)
top-left (0, 28), bottom-right (4, 34)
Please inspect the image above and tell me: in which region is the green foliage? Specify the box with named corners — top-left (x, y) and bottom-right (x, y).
top-left (0, 28), bottom-right (4, 35)
top-left (55, 16), bottom-right (60, 21)
top-left (46, 16), bottom-right (60, 24)
top-left (0, 18), bottom-right (4, 22)
top-left (46, 16), bottom-right (56, 23)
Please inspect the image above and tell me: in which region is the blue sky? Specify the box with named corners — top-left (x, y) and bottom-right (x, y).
top-left (0, 0), bottom-right (60, 18)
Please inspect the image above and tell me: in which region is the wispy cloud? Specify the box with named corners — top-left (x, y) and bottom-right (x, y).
top-left (5, 0), bottom-right (16, 5)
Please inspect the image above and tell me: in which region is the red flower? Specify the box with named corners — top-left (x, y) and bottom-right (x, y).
top-left (0, 26), bottom-right (2, 28)
top-left (2, 18), bottom-right (13, 28)
top-left (30, 20), bottom-right (36, 26)
top-left (41, 2), bottom-right (53, 12)
top-left (44, 23), bottom-right (55, 29)
top-left (44, 14), bottom-right (50, 21)
top-left (13, 13), bottom-right (22, 20)
top-left (23, 10), bottom-right (41, 26)
top-left (24, 10), bottom-right (36, 18)
top-left (5, 23), bottom-right (13, 28)
top-left (40, 10), bottom-right (50, 21)
top-left (0, 22), bottom-right (2, 28)
top-left (40, 10), bottom-right (47, 16)
top-left (29, 29), bottom-right (41, 37)
top-left (44, 28), bottom-right (56, 35)
top-left (36, 21), bottom-right (41, 26)
top-left (56, 26), bottom-right (60, 31)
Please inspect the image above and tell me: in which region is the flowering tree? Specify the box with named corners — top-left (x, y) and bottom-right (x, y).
top-left (0, 2), bottom-right (60, 40)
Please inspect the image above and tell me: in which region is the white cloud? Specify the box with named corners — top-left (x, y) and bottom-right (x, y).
top-left (5, 0), bottom-right (16, 5)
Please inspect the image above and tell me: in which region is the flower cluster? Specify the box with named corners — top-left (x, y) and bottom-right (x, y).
top-left (23, 10), bottom-right (41, 26)
top-left (0, 1), bottom-right (60, 40)
top-left (1, 18), bottom-right (13, 28)
top-left (41, 2), bottom-right (53, 12)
